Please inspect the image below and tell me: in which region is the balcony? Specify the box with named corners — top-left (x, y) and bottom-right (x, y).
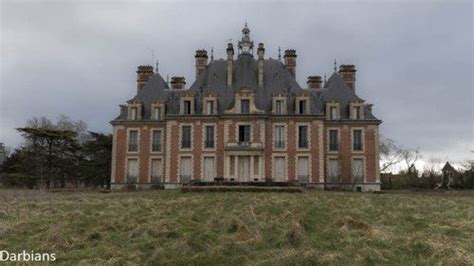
top-left (225, 142), bottom-right (264, 151)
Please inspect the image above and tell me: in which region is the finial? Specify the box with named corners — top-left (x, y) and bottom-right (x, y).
top-left (166, 75), bottom-right (169, 86)
top-left (211, 47), bottom-right (214, 61)
top-left (333, 59), bottom-right (337, 73)
top-left (278, 46), bottom-right (281, 61)
top-left (324, 73), bottom-right (327, 83)
top-left (155, 60), bottom-right (159, 73)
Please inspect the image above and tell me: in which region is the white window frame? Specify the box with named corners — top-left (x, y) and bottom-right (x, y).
top-left (127, 128), bottom-right (140, 154)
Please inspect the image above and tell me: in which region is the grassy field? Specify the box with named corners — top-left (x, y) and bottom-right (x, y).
top-left (0, 190), bottom-right (473, 265)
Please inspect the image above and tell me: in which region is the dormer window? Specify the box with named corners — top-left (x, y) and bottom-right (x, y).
top-left (207, 100), bottom-right (215, 115)
top-left (353, 106), bottom-right (361, 119)
top-left (241, 99), bottom-right (250, 114)
top-left (183, 100), bottom-right (192, 115)
top-left (130, 107), bottom-right (138, 120)
top-left (326, 102), bottom-right (340, 120)
top-left (153, 107), bottom-right (161, 120)
top-left (298, 100), bottom-right (307, 114)
top-left (330, 107), bottom-right (337, 120)
top-left (275, 100), bottom-right (283, 115)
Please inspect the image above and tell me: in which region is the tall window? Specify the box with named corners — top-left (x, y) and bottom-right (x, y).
top-left (241, 99), bottom-right (250, 114)
top-left (183, 100), bottom-right (192, 115)
top-left (352, 159), bottom-right (364, 182)
top-left (330, 106), bottom-right (337, 120)
top-left (153, 107), bottom-right (161, 120)
top-left (152, 130), bottom-right (162, 152)
top-left (127, 159), bottom-right (138, 183)
top-left (299, 100), bottom-right (307, 114)
top-left (353, 129), bottom-right (363, 151)
top-left (181, 126), bottom-right (192, 148)
top-left (206, 100), bottom-right (214, 115)
top-left (128, 130), bottom-right (138, 152)
top-left (274, 126), bottom-right (285, 148)
top-left (353, 106), bottom-right (361, 119)
top-left (275, 100), bottom-right (283, 115)
top-left (239, 125), bottom-right (251, 144)
top-left (205, 126), bottom-right (214, 148)
top-left (329, 130), bottom-right (338, 151)
top-left (298, 125), bottom-right (308, 148)
top-left (130, 107), bottom-right (138, 120)
top-left (328, 159), bottom-right (340, 183)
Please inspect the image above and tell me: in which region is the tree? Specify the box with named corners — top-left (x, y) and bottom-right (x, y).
top-left (401, 147), bottom-right (421, 172)
top-left (77, 132), bottom-right (112, 187)
top-left (379, 137), bottom-right (404, 172)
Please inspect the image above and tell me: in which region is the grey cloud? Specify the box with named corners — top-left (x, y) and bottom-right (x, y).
top-left (1, 0), bottom-right (472, 162)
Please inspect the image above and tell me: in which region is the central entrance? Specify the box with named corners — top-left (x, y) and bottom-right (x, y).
top-left (238, 156), bottom-right (251, 181)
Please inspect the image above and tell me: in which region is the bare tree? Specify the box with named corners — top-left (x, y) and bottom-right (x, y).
top-left (401, 147), bottom-right (421, 171)
top-left (379, 137), bottom-right (404, 172)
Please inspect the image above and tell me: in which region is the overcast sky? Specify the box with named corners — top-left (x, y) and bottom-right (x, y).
top-left (1, 0), bottom-right (473, 166)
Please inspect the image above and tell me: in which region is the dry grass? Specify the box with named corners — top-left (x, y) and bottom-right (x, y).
top-left (0, 189), bottom-right (473, 265)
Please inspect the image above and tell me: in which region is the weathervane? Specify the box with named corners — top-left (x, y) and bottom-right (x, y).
top-left (155, 60), bottom-right (159, 73)
top-left (278, 46), bottom-right (281, 61)
top-left (333, 59), bottom-right (337, 73)
top-left (211, 47), bottom-right (214, 61)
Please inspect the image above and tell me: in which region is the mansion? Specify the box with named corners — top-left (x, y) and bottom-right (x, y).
top-left (110, 24), bottom-right (382, 191)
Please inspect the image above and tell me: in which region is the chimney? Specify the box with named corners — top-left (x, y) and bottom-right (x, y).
top-left (227, 43), bottom-right (234, 86)
top-left (257, 43), bottom-right (264, 86)
top-left (170, 76), bottom-right (186, 90)
top-left (284, 49), bottom-right (297, 78)
top-left (338, 64), bottom-right (356, 91)
top-left (307, 76), bottom-right (322, 89)
top-left (194, 49), bottom-right (208, 79)
top-left (136, 65), bottom-right (154, 91)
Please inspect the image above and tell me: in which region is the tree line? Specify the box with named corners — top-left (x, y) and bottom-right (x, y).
top-left (0, 115), bottom-right (111, 189)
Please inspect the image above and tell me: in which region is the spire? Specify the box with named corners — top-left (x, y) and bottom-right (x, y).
top-left (211, 47), bottom-right (214, 61)
top-left (155, 60), bottom-right (159, 73)
top-left (333, 59), bottom-right (337, 73)
top-left (278, 46), bottom-right (281, 61)
top-left (238, 22), bottom-right (254, 55)
top-left (324, 73), bottom-right (327, 84)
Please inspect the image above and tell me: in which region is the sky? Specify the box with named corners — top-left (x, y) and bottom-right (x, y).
top-left (1, 0), bottom-right (473, 170)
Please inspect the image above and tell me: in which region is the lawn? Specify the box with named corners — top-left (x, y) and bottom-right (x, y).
top-left (0, 189), bottom-right (473, 265)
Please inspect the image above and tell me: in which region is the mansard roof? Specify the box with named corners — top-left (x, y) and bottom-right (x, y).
top-left (113, 54), bottom-right (379, 121)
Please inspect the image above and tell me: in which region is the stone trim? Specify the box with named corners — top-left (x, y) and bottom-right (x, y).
top-left (126, 127), bottom-right (140, 154)
top-left (200, 154), bottom-right (216, 181)
top-left (128, 103), bottom-right (142, 120)
top-left (235, 122), bottom-right (254, 143)
top-left (295, 122), bottom-right (311, 151)
top-left (272, 122), bottom-right (287, 151)
top-left (272, 96), bottom-right (287, 115)
top-left (125, 156), bottom-right (139, 183)
top-left (271, 154), bottom-right (289, 181)
top-left (180, 95), bottom-right (195, 115)
top-left (149, 128), bottom-right (164, 154)
top-left (150, 102), bottom-right (165, 120)
top-left (326, 101), bottom-right (340, 120)
top-left (371, 125), bottom-right (381, 182)
top-left (110, 125), bottom-right (123, 183)
top-left (351, 155), bottom-right (367, 183)
top-left (295, 153), bottom-right (311, 181)
top-left (351, 127), bottom-right (365, 153)
top-left (326, 127), bottom-right (341, 154)
top-left (349, 101), bottom-right (365, 120)
top-left (225, 89), bottom-right (264, 114)
top-left (165, 121), bottom-right (176, 182)
top-left (148, 155), bottom-right (164, 183)
top-left (317, 121), bottom-right (324, 183)
top-left (202, 96), bottom-right (218, 115)
top-left (179, 123), bottom-right (194, 151)
top-left (177, 154), bottom-right (194, 182)
top-left (202, 123), bottom-right (217, 151)
top-left (295, 96), bottom-right (311, 114)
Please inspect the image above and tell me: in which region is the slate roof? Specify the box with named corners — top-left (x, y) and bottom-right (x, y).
top-left (442, 162), bottom-right (457, 173)
top-left (113, 53), bottom-right (379, 121)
